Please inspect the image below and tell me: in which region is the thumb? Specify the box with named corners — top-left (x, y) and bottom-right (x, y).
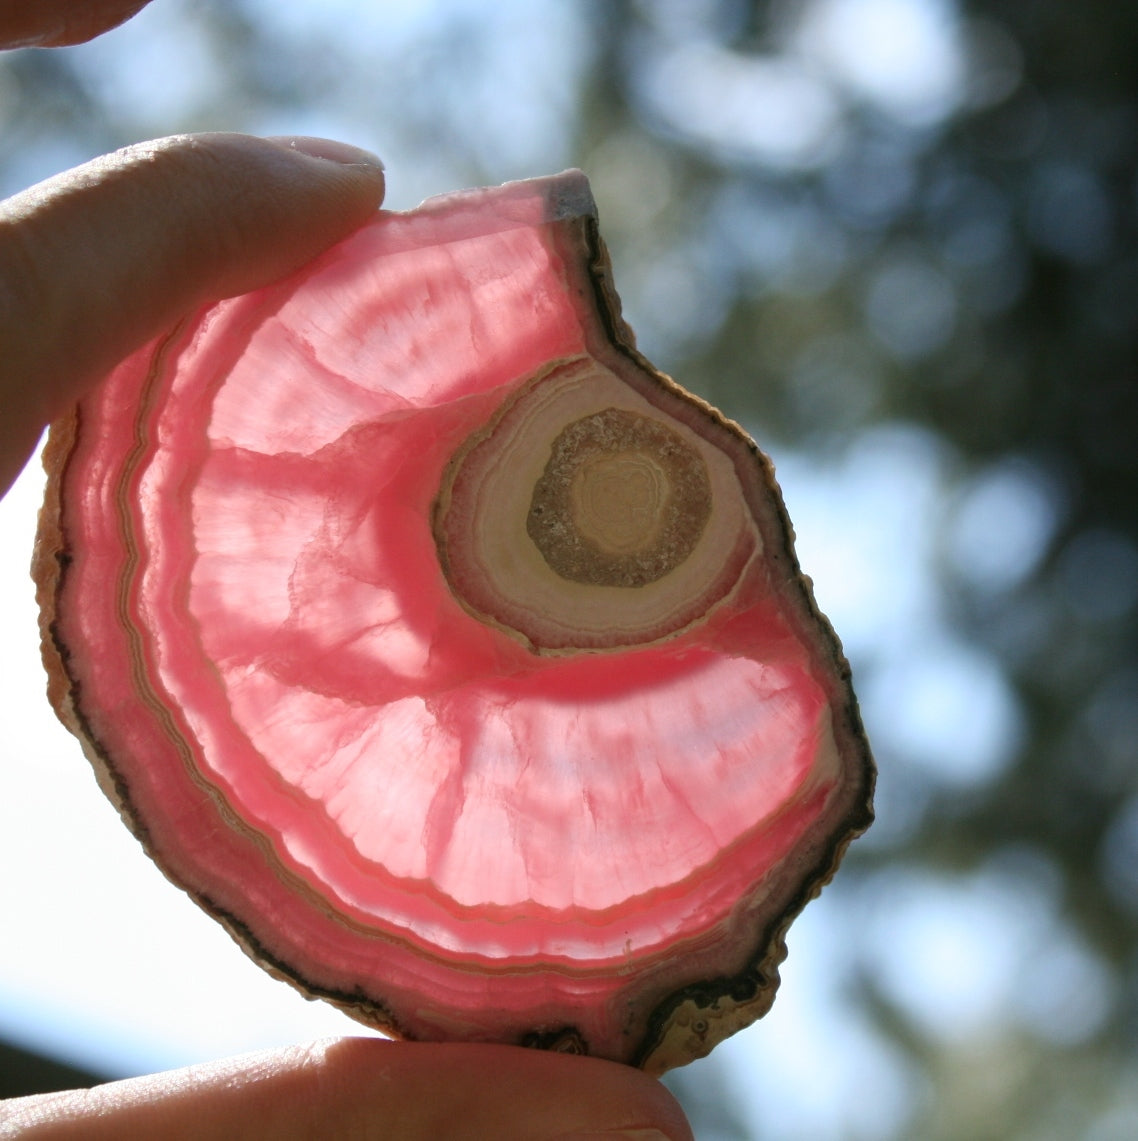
top-left (0, 132), bottom-right (385, 495)
top-left (0, 1039), bottom-right (695, 1141)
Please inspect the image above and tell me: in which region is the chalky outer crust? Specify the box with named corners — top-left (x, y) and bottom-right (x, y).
top-left (33, 171), bottom-right (874, 1073)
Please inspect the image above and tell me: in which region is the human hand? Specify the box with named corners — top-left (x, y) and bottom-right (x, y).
top-left (0, 0), bottom-right (154, 48)
top-left (0, 124), bottom-right (389, 497)
top-left (0, 3), bottom-right (694, 1139)
top-left (2, 1039), bottom-right (693, 1140)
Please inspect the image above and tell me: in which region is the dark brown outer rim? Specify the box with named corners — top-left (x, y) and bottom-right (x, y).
top-left (32, 402), bottom-right (416, 1044)
top-left (570, 210), bottom-right (876, 1071)
top-left (31, 174), bottom-right (874, 1071)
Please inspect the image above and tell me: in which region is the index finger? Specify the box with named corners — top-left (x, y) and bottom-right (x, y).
top-left (0, 1039), bottom-right (695, 1141)
top-left (0, 132), bottom-right (385, 496)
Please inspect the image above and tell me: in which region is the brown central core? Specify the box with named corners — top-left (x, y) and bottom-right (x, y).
top-left (527, 408), bottom-right (712, 587)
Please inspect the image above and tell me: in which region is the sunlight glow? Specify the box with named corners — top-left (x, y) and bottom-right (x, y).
top-left (797, 0), bottom-right (965, 125)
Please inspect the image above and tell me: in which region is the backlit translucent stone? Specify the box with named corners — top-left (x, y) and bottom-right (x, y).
top-left (34, 170), bottom-right (874, 1072)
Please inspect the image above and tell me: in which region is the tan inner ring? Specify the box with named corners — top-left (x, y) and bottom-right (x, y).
top-left (527, 408), bottom-right (712, 587)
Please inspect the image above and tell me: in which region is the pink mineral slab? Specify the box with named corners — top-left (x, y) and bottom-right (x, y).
top-left (33, 170), bottom-right (874, 1072)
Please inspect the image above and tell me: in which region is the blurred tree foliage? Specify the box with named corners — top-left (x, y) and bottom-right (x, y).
top-left (2, 0), bottom-right (1136, 1136)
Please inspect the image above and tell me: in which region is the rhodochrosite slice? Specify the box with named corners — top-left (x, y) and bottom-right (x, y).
top-left (34, 171), bottom-right (873, 1071)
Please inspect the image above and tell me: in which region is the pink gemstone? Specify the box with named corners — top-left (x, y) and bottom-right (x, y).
top-left (34, 171), bottom-right (873, 1071)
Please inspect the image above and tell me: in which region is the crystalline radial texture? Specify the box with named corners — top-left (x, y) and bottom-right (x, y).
top-left (33, 170), bottom-right (874, 1071)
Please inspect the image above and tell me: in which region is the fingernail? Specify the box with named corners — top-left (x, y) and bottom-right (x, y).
top-left (266, 135), bottom-right (384, 169)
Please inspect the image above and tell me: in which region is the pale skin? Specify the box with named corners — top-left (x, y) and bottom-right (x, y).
top-left (0, 3), bottom-right (694, 1138)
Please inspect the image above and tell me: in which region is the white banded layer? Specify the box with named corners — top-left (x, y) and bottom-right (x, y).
top-left (434, 356), bottom-right (761, 652)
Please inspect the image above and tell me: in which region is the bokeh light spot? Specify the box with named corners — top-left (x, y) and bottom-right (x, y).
top-left (863, 637), bottom-right (1023, 786)
top-left (865, 255), bottom-right (958, 360)
top-left (1058, 528), bottom-right (1138, 622)
top-left (947, 457), bottom-right (1063, 592)
top-left (797, 0), bottom-right (965, 125)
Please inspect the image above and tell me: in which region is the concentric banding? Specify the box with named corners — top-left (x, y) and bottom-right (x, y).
top-left (528, 408), bottom-right (712, 588)
top-left (36, 170), bottom-right (875, 1074)
top-left (434, 356), bottom-right (760, 652)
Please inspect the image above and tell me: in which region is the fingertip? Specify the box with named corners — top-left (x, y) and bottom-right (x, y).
top-left (0, 1039), bottom-right (696, 1141)
top-left (316, 1040), bottom-right (696, 1141)
top-left (127, 131), bottom-right (386, 214)
top-left (0, 131), bottom-right (387, 470)
top-left (0, 0), bottom-right (154, 48)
